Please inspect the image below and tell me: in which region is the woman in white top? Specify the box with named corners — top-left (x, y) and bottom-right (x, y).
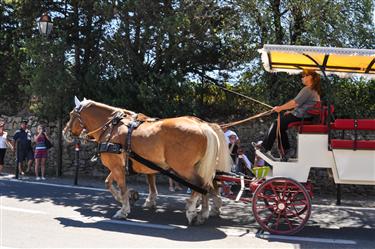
top-left (0, 122), bottom-right (14, 175)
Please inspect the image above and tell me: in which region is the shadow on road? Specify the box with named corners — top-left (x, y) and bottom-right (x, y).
top-left (2, 178), bottom-right (375, 244)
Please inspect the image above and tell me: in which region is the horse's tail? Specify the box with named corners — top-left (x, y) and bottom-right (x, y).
top-left (197, 123), bottom-right (232, 187)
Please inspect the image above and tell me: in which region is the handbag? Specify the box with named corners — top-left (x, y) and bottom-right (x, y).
top-left (44, 135), bottom-right (53, 149)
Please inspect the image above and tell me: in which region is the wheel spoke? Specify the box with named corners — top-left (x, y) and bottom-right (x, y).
top-left (261, 212), bottom-right (275, 224)
top-left (284, 214), bottom-right (294, 230)
top-left (286, 208), bottom-right (304, 220)
top-left (269, 183), bottom-right (280, 201)
top-left (274, 210), bottom-right (282, 230)
top-left (252, 177), bottom-right (312, 235)
top-left (256, 204), bottom-right (275, 211)
top-left (280, 181), bottom-right (289, 200)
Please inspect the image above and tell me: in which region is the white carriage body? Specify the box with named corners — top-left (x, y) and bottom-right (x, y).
top-left (256, 44), bottom-right (375, 186)
top-left (256, 132), bottom-right (375, 185)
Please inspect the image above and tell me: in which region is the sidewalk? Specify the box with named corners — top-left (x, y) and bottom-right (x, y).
top-left (1, 171), bottom-right (374, 208)
top-left (0, 171), bottom-right (184, 196)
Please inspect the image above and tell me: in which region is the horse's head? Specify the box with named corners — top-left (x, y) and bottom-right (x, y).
top-left (63, 96), bottom-right (90, 143)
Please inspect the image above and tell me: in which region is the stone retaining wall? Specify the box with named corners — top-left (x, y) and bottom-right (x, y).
top-left (1, 114), bottom-right (373, 195)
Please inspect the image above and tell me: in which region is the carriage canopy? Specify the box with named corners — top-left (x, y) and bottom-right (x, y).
top-left (258, 44), bottom-right (375, 79)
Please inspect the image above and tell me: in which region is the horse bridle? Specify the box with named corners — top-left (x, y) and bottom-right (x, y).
top-left (67, 107), bottom-right (125, 142)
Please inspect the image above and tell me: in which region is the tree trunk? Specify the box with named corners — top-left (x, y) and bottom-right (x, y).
top-left (56, 104), bottom-right (63, 177)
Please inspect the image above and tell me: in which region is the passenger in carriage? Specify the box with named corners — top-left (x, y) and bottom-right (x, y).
top-left (254, 69), bottom-right (321, 160)
top-left (235, 147), bottom-right (253, 176)
top-left (227, 131), bottom-right (240, 171)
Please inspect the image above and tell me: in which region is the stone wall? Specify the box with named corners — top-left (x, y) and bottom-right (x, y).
top-left (1, 114), bottom-right (373, 195)
top-left (1, 114), bottom-right (108, 179)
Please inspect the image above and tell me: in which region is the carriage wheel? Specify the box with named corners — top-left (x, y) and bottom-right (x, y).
top-left (252, 177), bottom-right (311, 235)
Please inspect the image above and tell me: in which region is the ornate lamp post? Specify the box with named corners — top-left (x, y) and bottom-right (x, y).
top-left (38, 13), bottom-right (53, 36)
top-left (37, 12), bottom-right (65, 178)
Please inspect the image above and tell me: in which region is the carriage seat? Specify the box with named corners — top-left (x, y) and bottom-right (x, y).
top-left (330, 119), bottom-right (375, 150)
top-left (288, 101), bottom-right (334, 134)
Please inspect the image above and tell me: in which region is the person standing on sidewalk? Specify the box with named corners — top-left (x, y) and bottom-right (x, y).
top-left (0, 121), bottom-right (14, 175)
top-left (34, 125), bottom-right (49, 180)
top-left (12, 119), bottom-right (34, 177)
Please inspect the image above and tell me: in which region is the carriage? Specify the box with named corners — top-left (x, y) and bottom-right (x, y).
top-left (215, 44), bottom-right (375, 235)
top-left (63, 45), bottom-right (374, 236)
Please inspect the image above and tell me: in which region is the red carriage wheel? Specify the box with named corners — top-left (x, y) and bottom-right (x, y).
top-left (252, 177), bottom-right (311, 235)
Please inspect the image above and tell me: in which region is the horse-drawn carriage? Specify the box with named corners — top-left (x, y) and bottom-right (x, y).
top-left (63, 45), bottom-right (375, 235)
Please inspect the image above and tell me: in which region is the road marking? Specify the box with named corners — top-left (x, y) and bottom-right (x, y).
top-left (312, 204), bottom-right (375, 211)
top-left (3, 178), bottom-right (375, 211)
top-left (0, 205), bottom-right (47, 214)
top-left (256, 233), bottom-right (357, 245)
top-left (219, 228), bottom-right (357, 245)
top-left (0, 178), bottom-right (189, 199)
top-left (67, 216), bottom-right (180, 230)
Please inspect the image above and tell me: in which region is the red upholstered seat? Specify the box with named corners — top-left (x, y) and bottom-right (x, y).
top-left (287, 101), bottom-right (334, 134)
top-left (300, 125), bottom-right (329, 133)
top-left (331, 139), bottom-right (375, 150)
top-left (331, 119), bottom-right (375, 131)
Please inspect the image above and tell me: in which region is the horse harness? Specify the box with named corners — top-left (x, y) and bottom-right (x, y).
top-left (91, 112), bottom-right (208, 194)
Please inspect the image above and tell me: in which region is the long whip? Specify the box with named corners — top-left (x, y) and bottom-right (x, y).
top-left (194, 70), bottom-right (273, 109)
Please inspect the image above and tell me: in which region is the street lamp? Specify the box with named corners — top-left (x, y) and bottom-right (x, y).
top-left (38, 13), bottom-right (53, 36)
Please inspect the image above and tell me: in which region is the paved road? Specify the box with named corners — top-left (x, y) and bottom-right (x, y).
top-left (1, 175), bottom-right (374, 248)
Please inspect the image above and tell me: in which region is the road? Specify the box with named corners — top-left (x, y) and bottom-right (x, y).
top-left (1, 177), bottom-right (374, 248)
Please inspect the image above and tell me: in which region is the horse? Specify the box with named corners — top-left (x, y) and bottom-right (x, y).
top-left (63, 97), bottom-right (232, 225)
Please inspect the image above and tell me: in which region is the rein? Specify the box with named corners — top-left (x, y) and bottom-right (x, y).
top-left (220, 110), bottom-right (274, 129)
top-left (276, 113), bottom-right (285, 158)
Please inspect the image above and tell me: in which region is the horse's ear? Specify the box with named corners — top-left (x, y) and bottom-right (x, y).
top-left (74, 96), bottom-right (81, 109)
top-left (83, 97), bottom-right (87, 101)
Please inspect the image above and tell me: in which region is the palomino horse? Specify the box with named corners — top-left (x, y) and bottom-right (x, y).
top-left (63, 97), bottom-right (232, 224)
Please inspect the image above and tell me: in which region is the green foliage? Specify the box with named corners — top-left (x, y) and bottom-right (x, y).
top-left (0, 0), bottom-right (374, 123)
top-left (330, 78), bottom-right (375, 118)
top-left (21, 37), bottom-right (75, 120)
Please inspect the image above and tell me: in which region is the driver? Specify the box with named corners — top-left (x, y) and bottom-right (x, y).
top-left (254, 69), bottom-right (321, 160)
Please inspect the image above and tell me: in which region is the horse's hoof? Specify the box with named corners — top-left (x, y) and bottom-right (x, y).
top-left (143, 199), bottom-right (156, 209)
top-left (112, 210), bottom-right (128, 219)
top-left (209, 208), bottom-right (221, 217)
top-left (128, 189), bottom-right (139, 206)
top-left (193, 214), bottom-right (207, 225)
top-left (186, 210), bottom-right (198, 225)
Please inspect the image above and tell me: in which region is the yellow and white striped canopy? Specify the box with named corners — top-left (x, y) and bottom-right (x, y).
top-left (258, 44), bottom-right (375, 79)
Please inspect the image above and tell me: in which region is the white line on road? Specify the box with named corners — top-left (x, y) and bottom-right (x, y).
top-left (257, 233), bottom-right (357, 245)
top-left (312, 204), bottom-right (375, 211)
top-left (0, 178), bottom-right (188, 199)
top-left (219, 228), bottom-right (357, 245)
top-left (62, 215), bottom-right (184, 230)
top-left (93, 217), bottom-right (180, 230)
top-left (3, 178), bottom-right (375, 211)
top-left (0, 205), bottom-right (47, 214)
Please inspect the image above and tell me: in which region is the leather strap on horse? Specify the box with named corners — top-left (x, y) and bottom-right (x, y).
top-left (123, 120), bottom-right (208, 194)
top-left (86, 111), bottom-right (125, 138)
top-left (124, 120), bottom-right (142, 175)
top-left (127, 151), bottom-right (208, 195)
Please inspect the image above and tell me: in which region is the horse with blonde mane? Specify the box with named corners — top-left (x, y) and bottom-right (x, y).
top-left (63, 97), bottom-right (232, 224)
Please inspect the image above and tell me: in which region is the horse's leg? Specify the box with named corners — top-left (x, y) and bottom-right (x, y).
top-left (210, 181), bottom-right (222, 217)
top-left (185, 191), bottom-right (201, 225)
top-left (143, 174), bottom-right (158, 208)
top-left (105, 172), bottom-right (122, 203)
top-left (195, 193), bottom-right (209, 225)
top-left (112, 168), bottom-right (131, 219)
